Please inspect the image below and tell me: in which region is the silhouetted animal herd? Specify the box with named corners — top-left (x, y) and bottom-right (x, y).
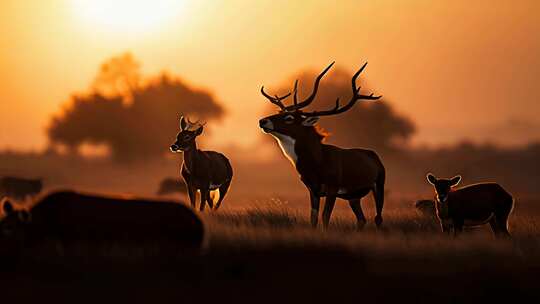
top-left (0, 62), bottom-right (515, 259)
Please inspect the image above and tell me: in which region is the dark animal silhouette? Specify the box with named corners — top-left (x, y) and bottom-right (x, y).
top-left (426, 173), bottom-right (514, 237)
top-left (0, 176), bottom-right (42, 201)
top-left (259, 62), bottom-right (385, 229)
top-left (0, 191), bottom-right (204, 252)
top-left (170, 116), bottom-right (233, 211)
top-left (415, 199), bottom-right (436, 216)
top-left (157, 177), bottom-right (187, 196)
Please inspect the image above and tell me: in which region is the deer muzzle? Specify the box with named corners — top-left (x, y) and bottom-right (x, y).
top-left (259, 118), bottom-right (273, 133)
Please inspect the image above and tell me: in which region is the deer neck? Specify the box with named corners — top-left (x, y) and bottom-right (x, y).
top-left (271, 130), bottom-right (323, 168)
top-left (182, 141), bottom-right (199, 173)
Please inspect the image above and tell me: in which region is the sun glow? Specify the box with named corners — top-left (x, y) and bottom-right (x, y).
top-left (72, 0), bottom-right (185, 34)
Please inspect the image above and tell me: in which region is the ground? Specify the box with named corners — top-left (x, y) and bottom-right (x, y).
top-left (1, 196), bottom-right (539, 303)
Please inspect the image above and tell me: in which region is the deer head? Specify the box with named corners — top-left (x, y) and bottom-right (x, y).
top-left (426, 173), bottom-right (462, 203)
top-left (170, 116), bottom-right (204, 152)
top-left (258, 62), bottom-right (381, 141)
top-left (1, 199), bottom-right (31, 238)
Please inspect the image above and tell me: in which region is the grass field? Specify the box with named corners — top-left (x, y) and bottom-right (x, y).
top-left (1, 196), bottom-right (540, 303)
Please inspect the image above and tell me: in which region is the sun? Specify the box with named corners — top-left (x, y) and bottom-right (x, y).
top-left (72, 0), bottom-right (185, 34)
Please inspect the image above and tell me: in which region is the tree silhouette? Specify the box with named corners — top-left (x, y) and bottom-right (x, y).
top-left (47, 54), bottom-right (224, 162)
top-left (263, 65), bottom-right (414, 151)
top-left (91, 52), bottom-right (141, 102)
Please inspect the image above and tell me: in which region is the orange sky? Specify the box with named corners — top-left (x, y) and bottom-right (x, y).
top-left (1, 0), bottom-right (539, 151)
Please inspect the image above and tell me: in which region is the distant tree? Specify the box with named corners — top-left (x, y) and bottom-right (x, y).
top-left (263, 66), bottom-right (415, 152)
top-left (48, 54), bottom-right (224, 162)
top-left (91, 52), bottom-right (141, 102)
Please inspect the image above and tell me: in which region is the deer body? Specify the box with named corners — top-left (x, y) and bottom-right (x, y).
top-left (0, 191), bottom-right (204, 255)
top-left (427, 174), bottom-right (514, 237)
top-left (294, 142), bottom-right (383, 199)
top-left (260, 62), bottom-right (385, 229)
top-left (171, 117), bottom-right (233, 211)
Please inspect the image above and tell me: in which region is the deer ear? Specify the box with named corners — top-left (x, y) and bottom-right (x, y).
top-left (180, 116), bottom-right (187, 130)
top-left (426, 173), bottom-right (437, 185)
top-left (195, 125), bottom-right (204, 136)
top-left (450, 175), bottom-right (462, 187)
top-left (2, 199), bottom-right (14, 215)
top-left (302, 116), bottom-right (319, 126)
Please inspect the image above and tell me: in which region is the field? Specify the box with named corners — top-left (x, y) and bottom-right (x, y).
top-left (2, 196), bottom-right (539, 303)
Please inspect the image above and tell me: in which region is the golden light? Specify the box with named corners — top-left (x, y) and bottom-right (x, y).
top-left (72, 0), bottom-right (185, 34)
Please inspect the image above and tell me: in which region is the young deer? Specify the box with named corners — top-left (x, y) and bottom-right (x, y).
top-left (259, 62), bottom-right (385, 229)
top-left (170, 117), bottom-right (233, 211)
top-left (426, 173), bottom-right (514, 237)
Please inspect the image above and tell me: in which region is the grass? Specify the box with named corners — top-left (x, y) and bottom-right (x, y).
top-left (2, 197), bottom-right (540, 303)
top-left (204, 200), bottom-right (539, 256)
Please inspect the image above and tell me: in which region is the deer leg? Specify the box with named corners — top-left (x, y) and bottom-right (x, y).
top-left (205, 191), bottom-right (214, 210)
top-left (490, 216), bottom-right (511, 238)
top-left (372, 177), bottom-right (385, 228)
top-left (495, 203), bottom-right (513, 238)
top-left (187, 184), bottom-right (197, 209)
top-left (322, 196), bottom-right (337, 230)
top-left (309, 190), bottom-right (320, 228)
top-left (497, 217), bottom-right (511, 238)
top-left (489, 217), bottom-right (501, 237)
top-left (214, 180), bottom-right (231, 211)
top-left (453, 219), bottom-right (464, 238)
top-left (348, 199), bottom-right (366, 230)
top-left (199, 189), bottom-right (209, 212)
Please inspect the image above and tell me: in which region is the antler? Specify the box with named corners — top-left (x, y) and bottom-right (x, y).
top-left (260, 86), bottom-right (291, 111)
top-left (181, 116), bottom-right (205, 130)
top-left (303, 62), bottom-right (381, 117)
top-left (284, 62), bottom-right (334, 112)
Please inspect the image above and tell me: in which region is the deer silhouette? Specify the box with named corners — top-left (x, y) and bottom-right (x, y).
top-left (259, 62), bottom-right (385, 229)
top-left (426, 173), bottom-right (514, 237)
top-left (170, 117), bottom-right (233, 211)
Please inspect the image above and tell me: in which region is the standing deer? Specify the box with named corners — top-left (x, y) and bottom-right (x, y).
top-left (170, 117), bottom-right (233, 211)
top-left (259, 62), bottom-right (385, 229)
top-left (426, 173), bottom-right (514, 237)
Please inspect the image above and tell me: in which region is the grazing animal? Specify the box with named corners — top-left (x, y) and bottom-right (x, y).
top-left (170, 116), bottom-right (233, 211)
top-left (0, 191), bottom-right (204, 252)
top-left (426, 173), bottom-right (514, 237)
top-left (0, 176), bottom-right (42, 201)
top-left (415, 199), bottom-right (436, 217)
top-left (157, 177), bottom-right (187, 196)
top-left (259, 62), bottom-right (385, 229)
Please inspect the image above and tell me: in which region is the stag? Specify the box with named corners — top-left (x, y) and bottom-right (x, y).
top-left (426, 173), bottom-right (514, 237)
top-left (259, 62), bottom-right (385, 229)
top-left (170, 117), bottom-right (233, 211)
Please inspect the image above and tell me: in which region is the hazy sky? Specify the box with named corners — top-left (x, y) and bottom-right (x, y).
top-left (1, 0), bottom-right (539, 151)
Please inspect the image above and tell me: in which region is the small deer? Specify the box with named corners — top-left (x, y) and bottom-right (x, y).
top-left (259, 62), bottom-right (385, 229)
top-left (426, 173), bottom-right (514, 237)
top-left (170, 116), bottom-right (233, 211)
top-left (156, 177), bottom-right (187, 196)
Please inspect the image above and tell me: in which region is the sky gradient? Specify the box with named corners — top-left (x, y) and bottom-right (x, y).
top-left (1, 0), bottom-right (539, 151)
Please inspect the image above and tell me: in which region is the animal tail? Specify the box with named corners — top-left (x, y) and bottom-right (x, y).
top-left (209, 190), bottom-right (219, 205)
